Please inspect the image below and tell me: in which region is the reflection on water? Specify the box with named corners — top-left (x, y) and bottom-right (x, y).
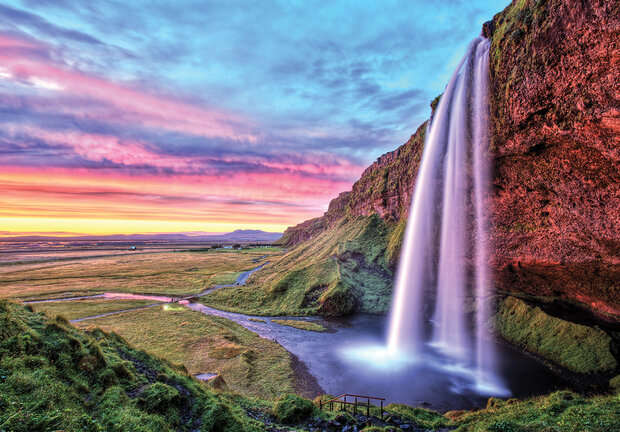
top-left (186, 306), bottom-right (571, 411)
top-left (102, 293), bottom-right (174, 302)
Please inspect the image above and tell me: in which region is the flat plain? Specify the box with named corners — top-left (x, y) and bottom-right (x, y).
top-left (0, 248), bottom-right (284, 301)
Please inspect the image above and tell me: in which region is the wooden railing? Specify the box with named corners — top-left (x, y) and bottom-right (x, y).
top-left (318, 393), bottom-right (385, 420)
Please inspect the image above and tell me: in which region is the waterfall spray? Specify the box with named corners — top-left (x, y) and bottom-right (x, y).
top-left (387, 37), bottom-right (505, 393)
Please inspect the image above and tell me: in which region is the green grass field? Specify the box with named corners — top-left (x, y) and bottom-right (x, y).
top-left (0, 248), bottom-right (283, 301)
top-left (74, 304), bottom-right (295, 399)
top-left (31, 298), bottom-right (158, 320)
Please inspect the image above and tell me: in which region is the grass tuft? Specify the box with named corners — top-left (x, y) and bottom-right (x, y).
top-left (273, 393), bottom-right (317, 424)
top-left (272, 319), bottom-right (327, 332)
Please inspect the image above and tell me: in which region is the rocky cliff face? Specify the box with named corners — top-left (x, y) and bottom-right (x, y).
top-left (486, 0), bottom-right (619, 321)
top-left (280, 0), bottom-right (619, 323)
top-left (345, 122), bottom-right (425, 221)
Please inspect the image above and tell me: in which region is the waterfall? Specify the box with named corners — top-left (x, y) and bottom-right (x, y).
top-left (387, 36), bottom-right (502, 391)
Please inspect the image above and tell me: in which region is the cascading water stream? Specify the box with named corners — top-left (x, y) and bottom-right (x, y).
top-left (386, 36), bottom-right (506, 393)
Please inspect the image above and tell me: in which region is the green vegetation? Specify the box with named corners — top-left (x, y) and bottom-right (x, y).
top-left (495, 297), bottom-right (617, 374)
top-left (30, 298), bottom-right (157, 320)
top-left (317, 391), bottom-right (620, 431)
top-left (450, 391), bottom-right (620, 432)
top-left (385, 216), bottom-right (407, 267)
top-left (384, 404), bottom-right (452, 429)
top-left (272, 319), bottom-right (327, 332)
top-left (204, 215), bottom-right (398, 316)
top-left (0, 299), bottom-right (263, 431)
top-left (0, 249), bottom-right (282, 301)
top-left (273, 394), bottom-right (317, 424)
top-left (74, 305), bottom-right (295, 399)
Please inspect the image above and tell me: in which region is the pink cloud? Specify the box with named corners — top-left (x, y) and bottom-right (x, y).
top-left (16, 126), bottom-right (191, 169)
top-left (0, 34), bottom-right (255, 141)
top-left (0, 33), bottom-right (365, 230)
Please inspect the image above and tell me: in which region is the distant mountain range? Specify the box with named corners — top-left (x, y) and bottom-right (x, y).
top-left (0, 229), bottom-right (282, 243)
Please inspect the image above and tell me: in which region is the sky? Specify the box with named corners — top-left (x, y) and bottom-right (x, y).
top-left (0, 0), bottom-right (509, 235)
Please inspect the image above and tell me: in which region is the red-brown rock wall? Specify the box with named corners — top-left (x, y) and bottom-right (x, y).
top-left (487, 0), bottom-right (619, 318)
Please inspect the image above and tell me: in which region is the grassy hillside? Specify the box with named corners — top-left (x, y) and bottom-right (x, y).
top-left (74, 304), bottom-right (296, 399)
top-left (0, 299), bottom-right (265, 432)
top-left (203, 215), bottom-right (402, 316)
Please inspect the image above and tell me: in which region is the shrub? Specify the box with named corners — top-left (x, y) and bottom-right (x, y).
top-left (273, 393), bottom-right (316, 424)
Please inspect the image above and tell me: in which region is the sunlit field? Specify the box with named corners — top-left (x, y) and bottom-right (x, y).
top-left (0, 248), bottom-right (284, 301)
top-left (75, 305), bottom-right (295, 399)
top-left (31, 298), bottom-right (158, 320)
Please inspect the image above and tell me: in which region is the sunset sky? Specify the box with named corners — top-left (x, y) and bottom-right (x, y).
top-left (0, 0), bottom-right (508, 235)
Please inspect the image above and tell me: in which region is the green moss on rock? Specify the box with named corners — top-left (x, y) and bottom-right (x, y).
top-left (495, 297), bottom-right (617, 374)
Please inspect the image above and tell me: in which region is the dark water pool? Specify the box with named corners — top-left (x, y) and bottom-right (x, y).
top-left (186, 304), bottom-right (571, 411)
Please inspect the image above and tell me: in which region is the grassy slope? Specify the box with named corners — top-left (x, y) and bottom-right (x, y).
top-left (203, 215), bottom-right (400, 316)
top-left (495, 297), bottom-right (617, 375)
top-left (0, 300), bottom-right (265, 432)
top-left (74, 304), bottom-right (295, 399)
top-left (0, 249), bottom-right (281, 301)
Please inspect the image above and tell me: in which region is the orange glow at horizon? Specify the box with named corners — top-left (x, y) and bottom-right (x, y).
top-left (0, 217), bottom-right (290, 236)
top-left (0, 166), bottom-right (354, 236)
